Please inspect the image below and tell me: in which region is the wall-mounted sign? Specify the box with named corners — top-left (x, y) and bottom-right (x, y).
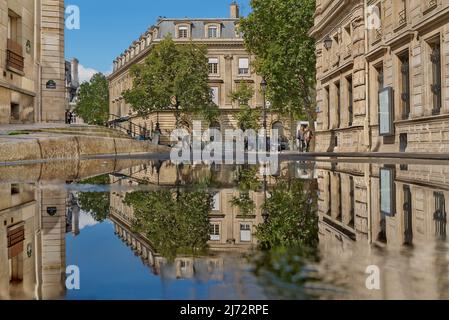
top-left (379, 87), bottom-right (394, 136)
top-left (47, 207), bottom-right (57, 216)
top-left (380, 167), bottom-right (396, 217)
top-left (46, 80), bottom-right (56, 89)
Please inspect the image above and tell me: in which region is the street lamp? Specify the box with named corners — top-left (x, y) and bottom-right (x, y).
top-left (323, 35), bottom-right (333, 50)
top-left (261, 78), bottom-right (268, 151)
top-left (261, 78), bottom-right (268, 128)
top-left (262, 173), bottom-right (269, 223)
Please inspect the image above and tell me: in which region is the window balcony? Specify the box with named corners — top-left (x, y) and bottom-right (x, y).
top-left (424, 0), bottom-right (437, 14)
top-left (398, 9), bottom-right (407, 26)
top-left (6, 39), bottom-right (24, 73)
top-left (375, 27), bottom-right (382, 41)
top-left (344, 44), bottom-right (352, 59)
top-left (428, 0), bottom-right (437, 8)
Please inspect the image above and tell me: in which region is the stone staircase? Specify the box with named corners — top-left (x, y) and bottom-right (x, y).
top-left (29, 125), bottom-right (132, 139)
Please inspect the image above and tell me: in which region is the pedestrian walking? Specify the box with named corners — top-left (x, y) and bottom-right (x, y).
top-left (304, 126), bottom-right (314, 153)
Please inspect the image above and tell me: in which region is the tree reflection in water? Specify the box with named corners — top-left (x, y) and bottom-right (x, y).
top-left (231, 166), bottom-right (261, 217)
top-left (124, 189), bottom-right (213, 261)
top-left (78, 174), bottom-right (111, 222)
top-left (251, 179), bottom-right (321, 299)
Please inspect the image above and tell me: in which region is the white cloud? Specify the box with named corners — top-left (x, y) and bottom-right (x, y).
top-left (78, 64), bottom-right (99, 83)
top-left (78, 210), bottom-right (100, 230)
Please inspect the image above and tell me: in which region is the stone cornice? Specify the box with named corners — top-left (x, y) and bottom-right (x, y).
top-left (309, 0), bottom-right (362, 39)
top-left (0, 80), bottom-right (36, 97)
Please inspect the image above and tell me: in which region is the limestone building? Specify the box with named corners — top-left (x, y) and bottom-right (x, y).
top-left (316, 160), bottom-right (449, 299)
top-left (108, 3), bottom-right (292, 145)
top-left (0, 183), bottom-right (67, 299)
top-left (0, 0), bottom-right (66, 124)
top-left (310, 0), bottom-right (449, 153)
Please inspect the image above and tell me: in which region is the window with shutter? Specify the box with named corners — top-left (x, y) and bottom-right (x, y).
top-left (8, 225), bottom-right (25, 259)
top-left (238, 58), bottom-right (249, 75)
top-left (211, 87), bottom-right (219, 105)
top-left (240, 224), bottom-right (251, 242)
top-left (208, 58), bottom-right (219, 74)
top-left (209, 224), bottom-right (220, 241)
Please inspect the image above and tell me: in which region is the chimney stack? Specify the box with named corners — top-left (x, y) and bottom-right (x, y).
top-left (230, 2), bottom-right (240, 19)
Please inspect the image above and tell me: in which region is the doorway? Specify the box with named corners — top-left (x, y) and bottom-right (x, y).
top-left (10, 103), bottom-right (19, 122)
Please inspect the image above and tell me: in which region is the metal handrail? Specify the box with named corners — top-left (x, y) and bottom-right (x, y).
top-left (107, 114), bottom-right (149, 140)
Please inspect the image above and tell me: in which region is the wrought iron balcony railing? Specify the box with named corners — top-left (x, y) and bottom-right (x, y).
top-left (374, 27), bottom-right (383, 41)
top-left (428, 0), bottom-right (437, 9)
top-left (398, 9), bottom-right (407, 25)
top-left (6, 39), bottom-right (24, 73)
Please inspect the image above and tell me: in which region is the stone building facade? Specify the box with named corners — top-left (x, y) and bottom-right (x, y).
top-left (0, 183), bottom-right (67, 299)
top-left (109, 162), bottom-right (267, 251)
top-left (317, 160), bottom-right (449, 298)
top-left (0, 0), bottom-right (66, 124)
top-left (310, 0), bottom-right (449, 153)
top-left (108, 3), bottom-right (292, 145)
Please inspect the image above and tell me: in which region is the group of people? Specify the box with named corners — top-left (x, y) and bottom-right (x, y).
top-left (297, 125), bottom-right (313, 153)
top-left (65, 111), bottom-right (77, 124)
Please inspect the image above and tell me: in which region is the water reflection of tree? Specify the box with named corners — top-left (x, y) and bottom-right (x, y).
top-left (257, 179), bottom-right (318, 249)
top-left (124, 189), bottom-right (213, 261)
top-left (78, 175), bottom-right (110, 222)
top-left (251, 179), bottom-right (320, 298)
top-left (231, 166), bottom-right (261, 217)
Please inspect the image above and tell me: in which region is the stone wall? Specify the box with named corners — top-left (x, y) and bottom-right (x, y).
top-left (0, 135), bottom-right (169, 163)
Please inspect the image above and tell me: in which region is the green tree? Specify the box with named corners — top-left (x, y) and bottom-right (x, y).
top-left (123, 36), bottom-right (219, 125)
top-left (230, 82), bottom-right (261, 130)
top-left (240, 0), bottom-right (316, 121)
top-left (75, 73), bottom-right (109, 125)
top-left (78, 175), bottom-right (111, 222)
top-left (231, 166), bottom-right (261, 217)
top-left (124, 189), bottom-right (213, 260)
top-left (256, 179), bottom-right (318, 249)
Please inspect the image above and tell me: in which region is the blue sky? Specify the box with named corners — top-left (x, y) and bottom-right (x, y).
top-left (65, 0), bottom-right (251, 82)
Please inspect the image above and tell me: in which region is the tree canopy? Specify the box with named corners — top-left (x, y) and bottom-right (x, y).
top-left (123, 36), bottom-right (219, 123)
top-left (256, 179), bottom-right (318, 249)
top-left (230, 82), bottom-right (261, 131)
top-left (75, 73), bottom-right (109, 125)
top-left (240, 0), bottom-right (316, 119)
top-left (78, 174), bottom-right (111, 222)
top-left (124, 189), bottom-right (213, 260)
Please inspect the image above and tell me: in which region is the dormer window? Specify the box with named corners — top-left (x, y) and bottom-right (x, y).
top-left (178, 26), bottom-right (189, 39)
top-left (205, 23), bottom-right (221, 39)
top-left (208, 26), bottom-right (218, 38)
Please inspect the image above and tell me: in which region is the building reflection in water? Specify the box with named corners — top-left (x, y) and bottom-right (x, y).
top-left (108, 161), bottom-right (311, 280)
top-left (316, 161), bottom-right (449, 299)
top-left (0, 183), bottom-right (69, 300)
top-left (0, 159), bottom-right (150, 300)
top-left (4, 158), bottom-right (449, 299)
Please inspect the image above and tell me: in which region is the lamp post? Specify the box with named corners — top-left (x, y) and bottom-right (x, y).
top-left (262, 172), bottom-right (269, 223)
top-left (261, 78), bottom-right (268, 151)
top-left (261, 78), bottom-right (268, 130)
